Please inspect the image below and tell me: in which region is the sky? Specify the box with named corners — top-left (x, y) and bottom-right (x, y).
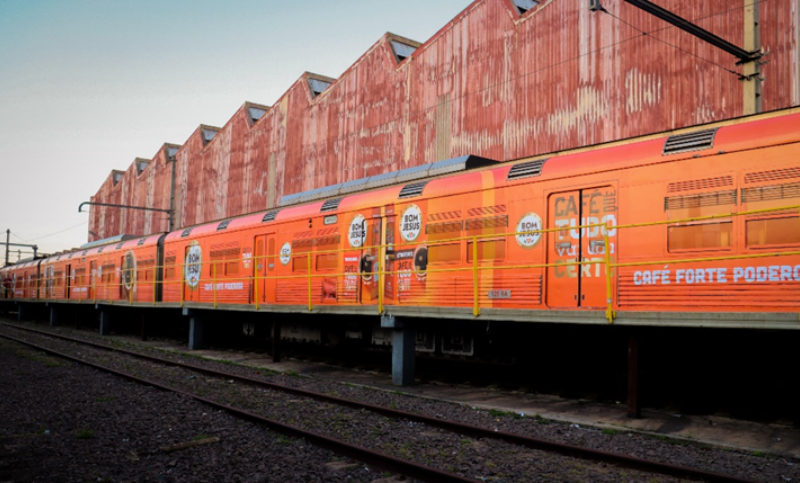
top-left (0, 0), bottom-right (469, 263)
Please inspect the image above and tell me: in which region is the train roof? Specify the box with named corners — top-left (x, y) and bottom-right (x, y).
top-left (39, 233), bottom-right (164, 265)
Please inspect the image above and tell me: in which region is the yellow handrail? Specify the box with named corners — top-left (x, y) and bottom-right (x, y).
top-left (307, 252), bottom-right (313, 312)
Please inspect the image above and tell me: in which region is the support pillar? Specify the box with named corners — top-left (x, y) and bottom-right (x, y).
top-left (189, 315), bottom-right (204, 350)
top-left (17, 303), bottom-right (29, 322)
top-left (272, 320), bottom-right (282, 362)
top-left (49, 305), bottom-right (59, 327)
top-left (140, 313), bottom-right (147, 341)
top-left (99, 309), bottom-right (111, 336)
top-left (382, 314), bottom-right (415, 386)
top-left (627, 332), bottom-right (641, 418)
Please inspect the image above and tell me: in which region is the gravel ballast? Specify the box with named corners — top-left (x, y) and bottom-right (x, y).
top-left (0, 338), bottom-right (380, 483)
top-left (2, 321), bottom-right (799, 482)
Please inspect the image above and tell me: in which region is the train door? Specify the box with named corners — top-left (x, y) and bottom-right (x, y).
top-left (360, 215), bottom-right (382, 304)
top-left (546, 186), bottom-right (617, 308)
top-left (65, 264), bottom-right (72, 299)
top-left (382, 211), bottom-right (397, 304)
top-left (253, 234), bottom-right (277, 304)
top-left (89, 260), bottom-right (97, 300)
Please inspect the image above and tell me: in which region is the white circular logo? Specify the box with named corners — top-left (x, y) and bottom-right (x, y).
top-left (516, 213), bottom-right (543, 249)
top-left (400, 204), bottom-right (423, 242)
top-left (279, 242), bottom-right (292, 265)
top-left (184, 242), bottom-right (202, 288)
top-left (348, 214), bottom-right (366, 248)
top-left (122, 250), bottom-right (137, 291)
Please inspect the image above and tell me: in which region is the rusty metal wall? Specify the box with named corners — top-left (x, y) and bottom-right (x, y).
top-left (89, 0), bottom-right (800, 240)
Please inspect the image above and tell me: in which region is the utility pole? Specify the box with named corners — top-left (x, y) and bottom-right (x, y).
top-left (742, 1), bottom-right (762, 115)
top-left (3, 229), bottom-right (39, 267)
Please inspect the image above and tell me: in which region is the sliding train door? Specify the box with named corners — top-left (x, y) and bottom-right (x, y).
top-left (546, 186), bottom-right (617, 308)
top-left (253, 234), bottom-right (277, 304)
top-left (360, 216), bottom-right (382, 304)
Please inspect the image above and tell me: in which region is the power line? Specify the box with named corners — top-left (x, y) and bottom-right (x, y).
top-left (25, 222), bottom-right (89, 242)
top-left (600, 8), bottom-right (740, 77)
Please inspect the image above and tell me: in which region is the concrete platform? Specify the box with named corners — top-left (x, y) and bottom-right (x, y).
top-left (110, 333), bottom-right (800, 460)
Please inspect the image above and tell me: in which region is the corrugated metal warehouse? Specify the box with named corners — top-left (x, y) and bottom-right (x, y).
top-left (88, 0), bottom-right (800, 241)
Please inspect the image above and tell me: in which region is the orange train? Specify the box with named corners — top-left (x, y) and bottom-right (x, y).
top-left (3, 108), bottom-right (800, 351)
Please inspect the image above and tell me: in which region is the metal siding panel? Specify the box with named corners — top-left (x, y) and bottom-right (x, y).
top-left (87, 0), bottom-right (799, 242)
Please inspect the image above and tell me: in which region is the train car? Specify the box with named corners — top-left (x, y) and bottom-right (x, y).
top-left (5, 109), bottom-right (800, 353)
top-left (34, 234), bottom-right (164, 305)
top-left (159, 111), bottom-right (799, 319)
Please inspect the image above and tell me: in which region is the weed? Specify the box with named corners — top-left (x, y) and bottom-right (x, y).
top-left (389, 401), bottom-right (398, 410)
top-left (488, 409), bottom-right (515, 418)
top-left (76, 429), bottom-right (94, 439)
top-left (94, 396), bottom-right (117, 403)
top-left (192, 434), bottom-right (211, 441)
top-left (533, 414), bottom-right (550, 424)
top-left (460, 439), bottom-right (472, 445)
top-left (276, 436), bottom-right (292, 445)
top-left (285, 370), bottom-right (302, 378)
top-left (602, 428), bottom-right (620, 436)
top-left (752, 450), bottom-right (765, 457)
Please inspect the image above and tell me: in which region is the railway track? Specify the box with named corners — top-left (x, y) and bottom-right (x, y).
top-left (0, 322), bottom-right (763, 483)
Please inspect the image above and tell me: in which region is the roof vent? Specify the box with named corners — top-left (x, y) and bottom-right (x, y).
top-left (663, 129), bottom-right (717, 155)
top-left (262, 210), bottom-right (280, 222)
top-left (137, 238), bottom-right (147, 246)
top-left (307, 78), bottom-right (332, 98)
top-left (217, 220), bottom-right (231, 231)
top-left (390, 40), bottom-right (417, 63)
top-left (135, 159), bottom-right (150, 175)
top-left (248, 106), bottom-right (267, 124)
top-left (202, 128), bottom-right (218, 144)
top-left (98, 247), bottom-right (105, 253)
top-left (507, 159), bottom-right (547, 180)
top-left (512, 0), bottom-right (539, 14)
top-left (399, 181), bottom-right (428, 199)
top-left (321, 197), bottom-right (343, 212)
top-left (116, 242), bottom-right (125, 249)
top-left (180, 228), bottom-right (193, 238)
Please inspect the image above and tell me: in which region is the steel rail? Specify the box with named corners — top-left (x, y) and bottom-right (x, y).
top-left (1, 322), bottom-right (759, 483)
top-left (0, 331), bottom-right (480, 483)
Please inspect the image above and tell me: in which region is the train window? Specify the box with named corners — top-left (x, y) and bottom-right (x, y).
top-left (164, 256), bottom-right (176, 280)
top-left (746, 216), bottom-right (800, 248)
top-left (665, 190), bottom-right (737, 220)
top-left (292, 256), bottom-right (309, 272)
top-left (466, 239), bottom-right (506, 262)
top-left (268, 239), bottom-right (276, 272)
top-left (426, 220), bottom-right (463, 241)
top-left (316, 253), bottom-right (337, 270)
top-left (226, 256), bottom-right (240, 275)
top-left (429, 243), bottom-right (461, 263)
top-left (668, 222), bottom-right (732, 252)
